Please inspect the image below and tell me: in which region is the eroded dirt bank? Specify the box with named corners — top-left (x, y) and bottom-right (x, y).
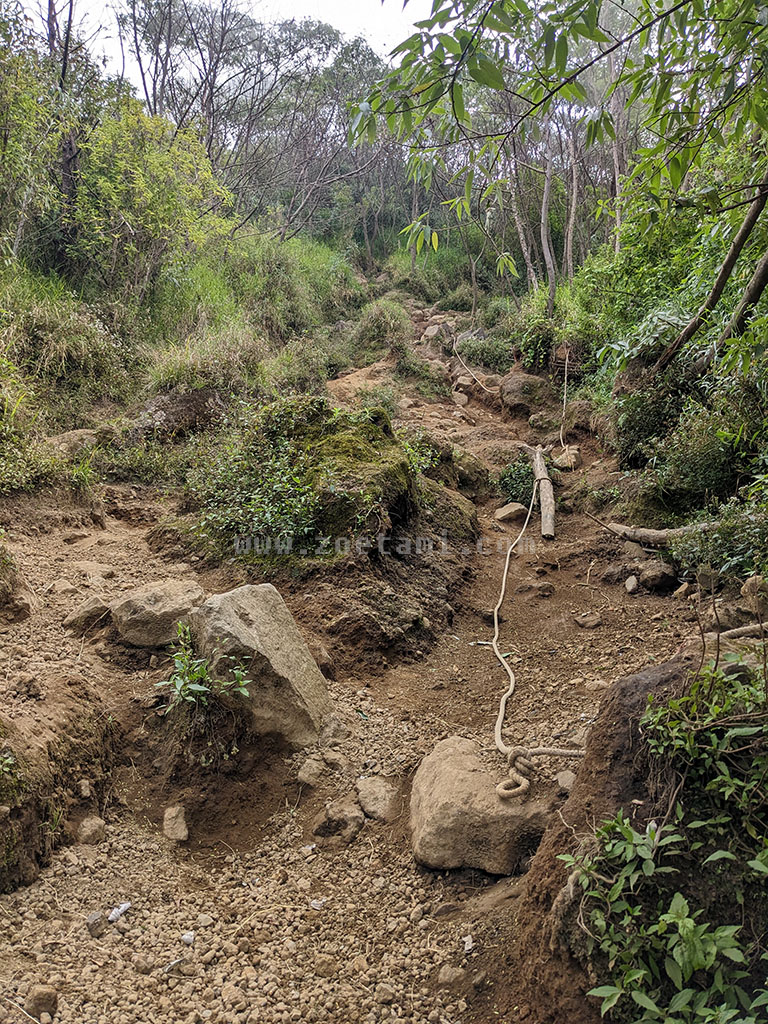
top-left (0, 310), bottom-right (699, 1024)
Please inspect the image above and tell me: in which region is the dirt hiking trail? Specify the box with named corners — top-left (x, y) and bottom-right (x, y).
top-left (0, 306), bottom-right (696, 1024)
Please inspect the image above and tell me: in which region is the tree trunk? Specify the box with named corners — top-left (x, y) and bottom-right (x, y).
top-left (563, 134), bottom-right (578, 282)
top-left (540, 130), bottom-right (556, 316)
top-left (654, 167), bottom-right (768, 372)
top-left (608, 51), bottom-right (625, 254)
top-left (509, 161), bottom-right (538, 290)
top-left (720, 245), bottom-right (768, 342)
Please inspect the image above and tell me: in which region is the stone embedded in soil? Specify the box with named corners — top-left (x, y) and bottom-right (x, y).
top-left (297, 754), bottom-right (326, 788)
top-left (410, 736), bottom-right (552, 875)
top-left (552, 446), bottom-right (582, 471)
top-left (573, 611), bottom-right (603, 629)
top-left (311, 791), bottom-right (365, 847)
top-left (86, 910), bottom-right (107, 937)
top-left (356, 776), bottom-right (401, 822)
top-left (24, 984), bottom-right (58, 1018)
top-left (62, 593), bottom-right (110, 632)
top-left (498, 369), bottom-right (553, 419)
top-left (436, 965), bottom-right (467, 990)
top-left (556, 770), bottom-right (577, 793)
top-left (77, 815), bottom-right (106, 845)
top-left (110, 579), bottom-right (204, 647)
top-left (163, 805), bottom-right (188, 842)
top-left (625, 575), bottom-right (639, 594)
top-left (494, 501), bottom-right (527, 523)
top-left (638, 561), bottom-right (677, 592)
top-left (189, 583), bottom-right (332, 748)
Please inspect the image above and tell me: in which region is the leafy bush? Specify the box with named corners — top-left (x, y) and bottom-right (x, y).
top-left (615, 378), bottom-right (687, 469)
top-left (385, 245), bottom-right (470, 303)
top-left (456, 334), bottom-right (515, 374)
top-left (669, 498), bottom-right (768, 581)
top-left (354, 299), bottom-right (411, 351)
top-left (437, 283), bottom-right (473, 311)
top-left (185, 396), bottom-right (416, 553)
top-left (564, 663), bottom-right (768, 1024)
top-left (497, 456), bottom-right (535, 505)
top-left (0, 267), bottom-right (136, 426)
top-left (359, 385), bottom-right (398, 418)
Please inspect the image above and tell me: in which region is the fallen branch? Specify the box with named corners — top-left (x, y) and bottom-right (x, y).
top-left (589, 518), bottom-right (721, 549)
top-left (523, 444), bottom-right (555, 539)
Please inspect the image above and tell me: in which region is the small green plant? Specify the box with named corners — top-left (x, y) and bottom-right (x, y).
top-left (562, 662), bottom-right (768, 1024)
top-left (497, 456), bottom-right (535, 504)
top-left (0, 749), bottom-right (17, 778)
top-left (155, 623), bottom-right (249, 711)
top-left (359, 384), bottom-right (398, 419)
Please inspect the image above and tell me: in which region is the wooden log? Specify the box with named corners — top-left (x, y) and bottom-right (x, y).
top-left (529, 445), bottom-right (555, 540)
top-left (604, 520), bottom-right (721, 548)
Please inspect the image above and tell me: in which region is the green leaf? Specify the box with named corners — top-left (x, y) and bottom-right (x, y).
top-left (702, 849), bottom-right (737, 865)
top-left (631, 991), bottom-right (660, 1012)
top-left (555, 33), bottom-right (568, 76)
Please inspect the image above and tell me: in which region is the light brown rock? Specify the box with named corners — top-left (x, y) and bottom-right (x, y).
top-left (163, 805), bottom-right (188, 842)
top-left (356, 776), bottom-right (400, 822)
top-left (190, 584), bottom-right (332, 747)
top-left (410, 736), bottom-right (551, 875)
top-left (110, 580), bottom-right (204, 647)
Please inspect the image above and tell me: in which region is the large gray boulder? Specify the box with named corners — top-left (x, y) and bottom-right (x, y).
top-left (189, 584), bottom-right (332, 748)
top-left (110, 580), bottom-right (204, 647)
top-left (410, 736), bottom-right (551, 875)
top-left (499, 371), bottom-right (553, 419)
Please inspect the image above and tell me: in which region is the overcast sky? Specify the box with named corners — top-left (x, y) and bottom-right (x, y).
top-left (69, 0), bottom-right (434, 75)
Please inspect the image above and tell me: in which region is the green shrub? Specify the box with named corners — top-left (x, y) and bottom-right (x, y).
top-left (156, 623), bottom-right (250, 712)
top-left (394, 352), bottom-right (450, 398)
top-left (564, 663), bottom-right (768, 1024)
top-left (359, 385), bottom-right (398, 419)
top-left (148, 331), bottom-right (270, 394)
top-left (0, 266), bottom-right (137, 427)
top-left (669, 498), bottom-right (768, 580)
top-left (497, 456), bottom-right (535, 505)
top-left (615, 378), bottom-right (686, 469)
top-left (456, 335), bottom-right (515, 374)
top-left (354, 299), bottom-right (411, 351)
top-left (437, 283), bottom-right (473, 312)
top-left (185, 396), bottom-right (415, 553)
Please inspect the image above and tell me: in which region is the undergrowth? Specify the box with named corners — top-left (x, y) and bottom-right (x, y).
top-left (563, 661), bottom-right (768, 1024)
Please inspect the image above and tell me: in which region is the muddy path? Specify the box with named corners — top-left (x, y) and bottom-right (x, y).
top-left (0, 311), bottom-right (696, 1024)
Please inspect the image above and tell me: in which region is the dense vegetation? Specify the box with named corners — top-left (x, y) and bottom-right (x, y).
top-left (1, 1), bottom-right (768, 1014)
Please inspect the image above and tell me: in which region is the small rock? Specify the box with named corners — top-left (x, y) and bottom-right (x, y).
top-left (197, 913), bottom-right (214, 928)
top-left (297, 755), bottom-right (326, 787)
top-left (181, 931), bottom-right (195, 945)
top-left (436, 965), bottom-right (467, 990)
top-left (77, 815), bottom-right (106, 845)
top-left (86, 911), bottom-right (107, 937)
top-left (375, 983), bottom-right (395, 1005)
top-left (311, 792), bottom-right (364, 847)
top-left (110, 580), bottom-right (205, 648)
top-left (62, 594), bottom-right (110, 632)
top-left (356, 776), bottom-right (400, 822)
top-left (673, 582), bottom-right (692, 599)
top-left (77, 779), bottom-right (92, 799)
top-left (552, 446), bottom-right (582, 471)
top-left (24, 985), bottom-right (58, 1018)
top-left (163, 805), bottom-right (188, 842)
top-left (314, 954), bottom-right (337, 978)
top-left (452, 391), bottom-right (470, 408)
top-left (623, 541), bottom-right (645, 559)
top-left (574, 611), bottom-right (602, 629)
top-left (556, 770), bottom-right (576, 793)
top-left (494, 502), bottom-right (528, 524)
top-left (639, 561), bottom-right (677, 592)
top-left (625, 575), bottom-right (639, 594)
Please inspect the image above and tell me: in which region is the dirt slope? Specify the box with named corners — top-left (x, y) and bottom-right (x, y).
top-left (0, 311), bottom-right (696, 1024)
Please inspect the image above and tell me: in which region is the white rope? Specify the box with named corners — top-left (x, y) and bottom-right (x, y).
top-left (489, 363), bottom-right (585, 800)
top-left (452, 336), bottom-right (498, 394)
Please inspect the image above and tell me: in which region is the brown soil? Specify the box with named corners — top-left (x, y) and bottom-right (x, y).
top-left (0, 307), bottom-right (700, 1024)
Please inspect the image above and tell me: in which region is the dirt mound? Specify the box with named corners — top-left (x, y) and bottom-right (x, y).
top-left (505, 655), bottom-right (697, 1024)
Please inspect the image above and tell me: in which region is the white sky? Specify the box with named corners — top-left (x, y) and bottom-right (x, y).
top-left (67, 0), bottom-right (434, 75)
